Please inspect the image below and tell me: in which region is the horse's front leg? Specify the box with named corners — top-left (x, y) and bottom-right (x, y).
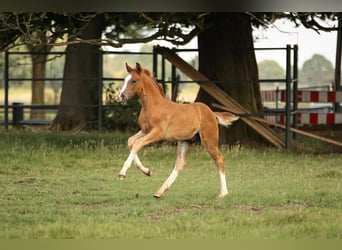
top-left (117, 153), bottom-right (152, 179)
top-left (118, 129), bottom-right (161, 180)
top-left (117, 151), bottom-right (135, 180)
top-left (128, 130), bottom-right (144, 150)
top-left (134, 154), bottom-right (152, 176)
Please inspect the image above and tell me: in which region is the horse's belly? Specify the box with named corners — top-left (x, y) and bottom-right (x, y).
top-left (163, 125), bottom-right (198, 141)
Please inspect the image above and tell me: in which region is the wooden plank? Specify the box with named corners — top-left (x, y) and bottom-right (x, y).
top-left (157, 46), bottom-right (285, 148)
top-left (254, 115), bottom-right (342, 148)
top-left (214, 103), bottom-right (342, 148)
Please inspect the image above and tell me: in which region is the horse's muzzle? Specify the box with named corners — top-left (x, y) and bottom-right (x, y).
top-left (117, 94), bottom-right (128, 105)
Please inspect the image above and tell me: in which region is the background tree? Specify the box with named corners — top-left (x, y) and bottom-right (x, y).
top-left (195, 13), bottom-right (262, 143)
top-left (299, 54), bottom-right (334, 88)
top-left (258, 59), bottom-right (285, 89)
top-left (49, 14), bottom-right (107, 131)
top-left (258, 60), bottom-right (285, 80)
top-left (0, 13), bottom-right (65, 119)
top-left (27, 31), bottom-right (58, 119)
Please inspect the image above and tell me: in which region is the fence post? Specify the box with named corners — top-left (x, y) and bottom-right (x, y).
top-left (4, 51), bottom-right (9, 130)
top-left (285, 45), bottom-right (292, 149)
top-left (12, 102), bottom-right (24, 128)
top-left (171, 64), bottom-right (177, 101)
top-left (292, 45), bottom-right (298, 139)
top-left (161, 55), bottom-right (166, 91)
top-left (98, 51), bottom-right (103, 132)
top-left (153, 46), bottom-right (158, 78)
top-left (334, 17), bottom-right (342, 112)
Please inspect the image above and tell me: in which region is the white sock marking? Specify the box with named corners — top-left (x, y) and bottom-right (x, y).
top-left (119, 151), bottom-right (135, 176)
top-left (219, 171), bottom-right (228, 197)
top-left (166, 169), bottom-right (179, 188)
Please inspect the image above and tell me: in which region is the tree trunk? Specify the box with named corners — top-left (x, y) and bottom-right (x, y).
top-left (30, 53), bottom-right (47, 119)
top-left (50, 15), bottom-right (105, 131)
top-left (195, 13), bottom-right (263, 145)
top-left (27, 32), bottom-right (49, 120)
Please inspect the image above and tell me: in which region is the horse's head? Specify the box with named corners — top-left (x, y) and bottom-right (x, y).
top-left (118, 62), bottom-right (145, 104)
top-left (118, 62), bottom-right (164, 104)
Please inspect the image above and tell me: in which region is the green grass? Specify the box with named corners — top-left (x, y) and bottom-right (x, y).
top-left (0, 130), bottom-right (341, 239)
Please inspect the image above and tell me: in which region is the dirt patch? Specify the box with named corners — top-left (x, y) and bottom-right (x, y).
top-left (73, 201), bottom-right (114, 209)
top-left (147, 205), bottom-right (224, 221)
top-left (274, 202), bottom-right (311, 211)
top-left (236, 204), bottom-right (264, 212)
top-left (147, 202), bottom-right (312, 220)
top-left (316, 170), bottom-right (342, 179)
top-left (14, 178), bottom-right (36, 185)
top-left (236, 202), bottom-right (311, 212)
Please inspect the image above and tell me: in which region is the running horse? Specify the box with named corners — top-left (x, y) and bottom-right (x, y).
top-left (117, 63), bottom-right (238, 198)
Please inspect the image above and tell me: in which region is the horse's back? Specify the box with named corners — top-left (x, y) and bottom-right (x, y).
top-left (169, 101), bottom-right (218, 128)
top-left (193, 102), bottom-right (217, 122)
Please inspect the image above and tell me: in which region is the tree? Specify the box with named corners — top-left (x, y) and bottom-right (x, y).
top-left (258, 60), bottom-right (285, 80)
top-left (258, 60), bottom-right (285, 88)
top-left (49, 14), bottom-right (106, 131)
top-left (0, 13), bottom-right (65, 119)
top-left (27, 31), bottom-right (57, 119)
top-left (299, 54), bottom-right (334, 88)
top-left (195, 13), bottom-right (263, 144)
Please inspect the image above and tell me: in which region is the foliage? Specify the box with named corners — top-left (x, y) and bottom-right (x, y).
top-left (103, 82), bottom-right (141, 132)
top-left (1, 12), bottom-right (340, 135)
top-left (258, 55), bottom-right (335, 89)
top-left (0, 131), bottom-right (341, 238)
top-left (299, 54), bottom-right (334, 87)
top-left (0, 12), bottom-right (204, 51)
top-left (1, 12), bottom-right (340, 52)
top-left (258, 60), bottom-right (285, 89)
top-left (258, 60), bottom-right (285, 80)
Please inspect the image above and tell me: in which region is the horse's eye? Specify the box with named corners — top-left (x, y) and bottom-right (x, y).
top-left (131, 79), bottom-right (137, 85)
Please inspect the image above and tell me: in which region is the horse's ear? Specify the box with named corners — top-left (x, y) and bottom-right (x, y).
top-left (126, 63), bottom-right (133, 73)
top-left (136, 62), bottom-right (142, 74)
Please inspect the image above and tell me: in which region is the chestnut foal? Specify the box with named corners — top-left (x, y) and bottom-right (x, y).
top-left (117, 63), bottom-right (238, 198)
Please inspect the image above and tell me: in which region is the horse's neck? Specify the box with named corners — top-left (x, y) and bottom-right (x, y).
top-left (139, 79), bottom-right (166, 111)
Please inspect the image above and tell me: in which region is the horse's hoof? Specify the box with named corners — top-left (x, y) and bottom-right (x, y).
top-left (117, 174), bottom-right (126, 180)
top-left (153, 193), bottom-right (162, 199)
top-left (218, 193), bottom-right (228, 199)
top-left (145, 169), bottom-right (152, 177)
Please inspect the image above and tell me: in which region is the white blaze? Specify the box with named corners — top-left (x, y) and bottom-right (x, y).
top-left (119, 74), bottom-right (132, 97)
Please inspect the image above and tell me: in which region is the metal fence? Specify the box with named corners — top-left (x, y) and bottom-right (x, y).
top-left (1, 45), bottom-right (302, 148)
top-left (1, 49), bottom-right (154, 131)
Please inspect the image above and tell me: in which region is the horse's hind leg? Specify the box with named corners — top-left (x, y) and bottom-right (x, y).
top-left (207, 145), bottom-right (229, 198)
top-left (154, 141), bottom-right (189, 198)
top-left (200, 129), bottom-right (229, 198)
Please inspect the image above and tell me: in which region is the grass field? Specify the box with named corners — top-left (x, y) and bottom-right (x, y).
top-left (0, 130), bottom-right (341, 239)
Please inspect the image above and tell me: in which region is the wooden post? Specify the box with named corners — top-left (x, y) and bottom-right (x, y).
top-left (285, 45), bottom-right (292, 149)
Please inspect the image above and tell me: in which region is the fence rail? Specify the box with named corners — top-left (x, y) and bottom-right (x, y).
top-left (3, 45), bottom-right (340, 148)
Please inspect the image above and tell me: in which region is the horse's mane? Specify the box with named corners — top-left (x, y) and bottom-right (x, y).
top-left (141, 68), bottom-right (165, 97)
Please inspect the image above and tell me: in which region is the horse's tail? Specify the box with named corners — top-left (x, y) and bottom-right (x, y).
top-left (214, 112), bottom-right (239, 127)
